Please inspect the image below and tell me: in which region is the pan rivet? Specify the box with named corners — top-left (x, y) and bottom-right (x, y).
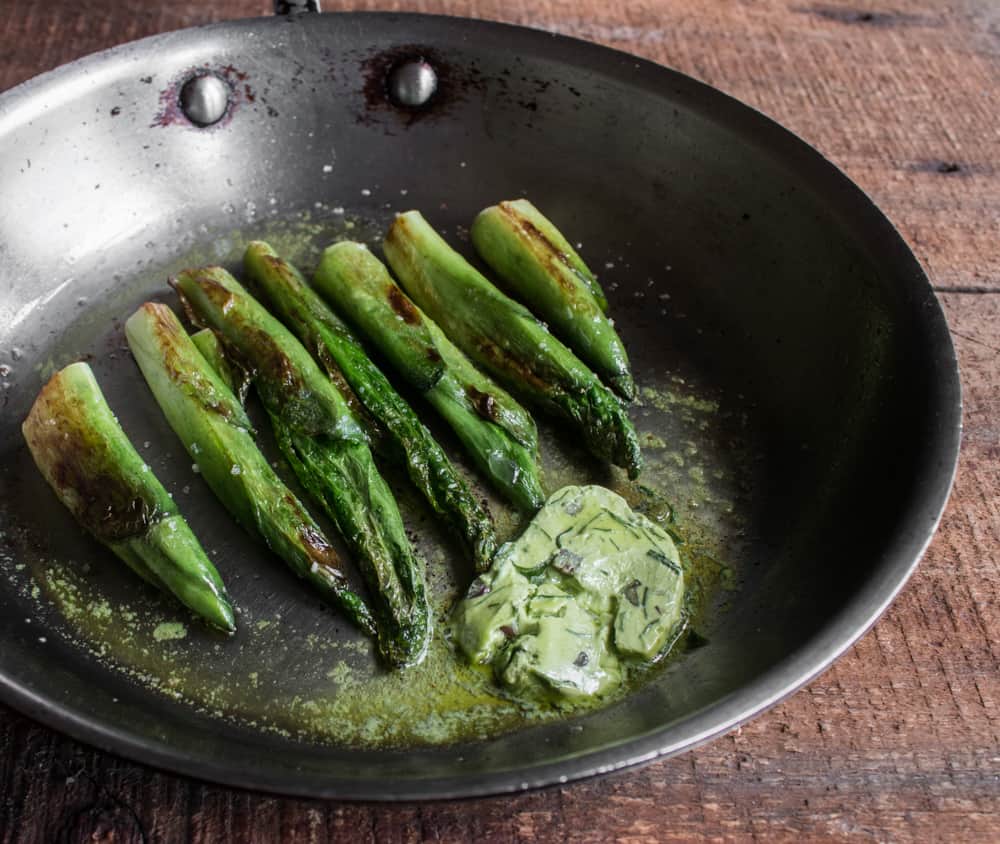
top-left (179, 73), bottom-right (231, 127)
top-left (387, 60), bottom-right (438, 108)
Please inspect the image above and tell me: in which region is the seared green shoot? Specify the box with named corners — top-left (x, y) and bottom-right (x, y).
top-left (243, 241), bottom-right (497, 570)
top-left (125, 303), bottom-right (375, 636)
top-left (191, 328), bottom-right (249, 402)
top-left (471, 199), bottom-right (634, 400)
top-left (22, 361), bottom-right (235, 632)
top-left (314, 242), bottom-right (545, 513)
top-left (384, 211), bottom-right (642, 479)
top-left (174, 268), bottom-right (430, 666)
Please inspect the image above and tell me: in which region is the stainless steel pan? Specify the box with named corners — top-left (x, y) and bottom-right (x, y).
top-left (0, 7), bottom-right (961, 798)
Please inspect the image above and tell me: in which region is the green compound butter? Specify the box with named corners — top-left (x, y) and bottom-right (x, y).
top-left (451, 485), bottom-right (685, 703)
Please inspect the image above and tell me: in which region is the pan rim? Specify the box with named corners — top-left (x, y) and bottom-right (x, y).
top-left (0, 10), bottom-right (963, 800)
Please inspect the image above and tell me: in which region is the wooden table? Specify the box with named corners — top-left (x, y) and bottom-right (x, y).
top-left (2, 1), bottom-right (997, 840)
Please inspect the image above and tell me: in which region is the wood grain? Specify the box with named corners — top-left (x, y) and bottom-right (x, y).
top-left (2, 1), bottom-right (998, 842)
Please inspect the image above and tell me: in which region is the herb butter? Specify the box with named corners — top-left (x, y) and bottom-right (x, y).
top-left (452, 485), bottom-right (685, 702)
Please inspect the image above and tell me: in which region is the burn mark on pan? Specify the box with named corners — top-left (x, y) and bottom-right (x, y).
top-left (151, 64), bottom-right (257, 129)
top-left (358, 45), bottom-right (485, 127)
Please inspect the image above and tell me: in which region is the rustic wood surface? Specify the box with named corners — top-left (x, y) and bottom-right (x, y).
top-left (2, 0), bottom-right (998, 841)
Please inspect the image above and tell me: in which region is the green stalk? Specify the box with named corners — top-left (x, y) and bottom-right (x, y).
top-left (243, 241), bottom-right (498, 571)
top-left (173, 268), bottom-right (430, 666)
top-left (384, 211), bottom-right (642, 479)
top-left (471, 199), bottom-right (634, 400)
top-left (22, 361), bottom-right (235, 632)
top-left (314, 242), bottom-right (546, 513)
top-left (124, 303), bottom-right (375, 636)
top-left (191, 328), bottom-right (249, 403)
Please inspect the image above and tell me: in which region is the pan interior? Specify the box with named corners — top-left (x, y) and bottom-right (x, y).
top-left (0, 14), bottom-right (957, 794)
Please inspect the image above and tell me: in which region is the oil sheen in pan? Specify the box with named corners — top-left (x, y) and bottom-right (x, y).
top-left (1, 213), bottom-right (756, 749)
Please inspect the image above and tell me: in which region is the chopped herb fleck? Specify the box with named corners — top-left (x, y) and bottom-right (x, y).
top-left (648, 548), bottom-right (682, 574)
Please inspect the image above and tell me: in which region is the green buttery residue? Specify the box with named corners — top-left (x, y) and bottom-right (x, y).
top-left (640, 385), bottom-right (719, 415)
top-left (451, 485), bottom-right (686, 703)
top-left (153, 622), bottom-right (188, 642)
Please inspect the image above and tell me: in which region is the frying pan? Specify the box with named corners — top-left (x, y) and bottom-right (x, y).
top-left (0, 6), bottom-right (961, 799)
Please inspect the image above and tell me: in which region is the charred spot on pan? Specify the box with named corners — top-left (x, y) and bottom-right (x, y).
top-left (387, 285), bottom-right (421, 325)
top-left (220, 65), bottom-right (248, 82)
top-left (359, 45), bottom-right (485, 126)
top-left (151, 64), bottom-right (255, 129)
